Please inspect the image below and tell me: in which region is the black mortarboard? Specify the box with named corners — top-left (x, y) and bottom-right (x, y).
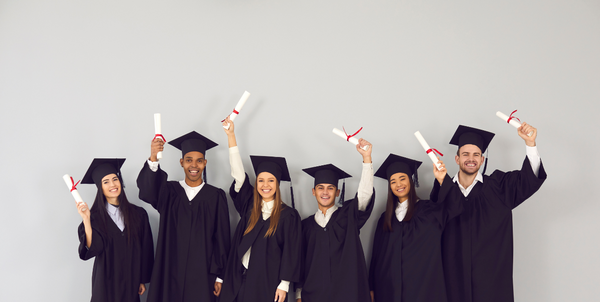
top-left (250, 155), bottom-right (295, 208)
top-left (250, 155), bottom-right (292, 182)
top-left (81, 158), bottom-right (126, 188)
top-left (303, 164), bottom-right (352, 205)
top-left (168, 131), bottom-right (218, 157)
top-left (449, 125), bottom-right (495, 153)
top-left (375, 154), bottom-right (422, 187)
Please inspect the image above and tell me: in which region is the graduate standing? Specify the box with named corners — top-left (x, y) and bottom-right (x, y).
top-left (76, 158), bottom-right (154, 302)
top-left (295, 139), bottom-right (375, 302)
top-left (369, 154), bottom-right (461, 302)
top-left (136, 132), bottom-right (231, 302)
top-left (220, 118), bottom-right (301, 302)
top-left (431, 123), bottom-right (546, 302)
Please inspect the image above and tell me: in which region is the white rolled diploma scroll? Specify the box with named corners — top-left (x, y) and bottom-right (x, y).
top-left (223, 91), bottom-right (251, 130)
top-left (63, 174), bottom-right (84, 205)
top-left (332, 128), bottom-right (369, 151)
top-left (154, 113), bottom-right (163, 159)
top-left (496, 111), bottom-right (532, 137)
top-left (414, 131), bottom-right (442, 171)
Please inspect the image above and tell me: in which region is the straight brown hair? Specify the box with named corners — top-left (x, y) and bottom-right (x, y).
top-left (243, 179), bottom-right (287, 237)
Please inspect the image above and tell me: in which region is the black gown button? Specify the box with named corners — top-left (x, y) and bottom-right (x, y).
top-left (189, 202), bottom-right (192, 205)
top-left (324, 227), bottom-right (327, 231)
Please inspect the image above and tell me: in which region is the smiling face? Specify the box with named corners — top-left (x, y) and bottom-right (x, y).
top-left (312, 183), bottom-right (340, 210)
top-left (389, 172), bottom-right (411, 202)
top-left (180, 151), bottom-right (207, 186)
top-left (256, 172), bottom-right (278, 201)
top-left (455, 144), bottom-right (484, 176)
top-left (101, 173), bottom-right (121, 202)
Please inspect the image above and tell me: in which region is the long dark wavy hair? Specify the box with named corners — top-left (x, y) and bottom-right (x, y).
top-left (89, 175), bottom-right (140, 244)
top-left (383, 177), bottom-right (420, 232)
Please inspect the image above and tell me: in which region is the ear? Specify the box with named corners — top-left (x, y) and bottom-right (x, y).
top-left (335, 189), bottom-right (340, 197)
top-left (180, 158), bottom-right (184, 167)
top-left (312, 188), bottom-right (316, 197)
top-left (204, 158), bottom-right (208, 165)
top-left (455, 154), bottom-right (460, 165)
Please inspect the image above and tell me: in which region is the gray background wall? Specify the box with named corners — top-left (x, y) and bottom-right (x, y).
top-left (1, 0), bottom-right (598, 301)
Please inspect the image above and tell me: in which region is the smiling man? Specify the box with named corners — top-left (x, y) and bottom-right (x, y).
top-left (432, 124), bottom-right (547, 302)
top-left (295, 138), bottom-right (375, 302)
top-left (136, 131), bottom-right (230, 302)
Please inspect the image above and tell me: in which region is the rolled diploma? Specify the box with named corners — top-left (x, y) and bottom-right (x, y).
top-left (332, 128), bottom-right (369, 150)
top-left (224, 91), bottom-right (251, 130)
top-left (63, 174), bottom-right (84, 204)
top-left (154, 113), bottom-right (163, 159)
top-left (496, 111), bottom-right (532, 136)
top-left (414, 131), bottom-right (442, 170)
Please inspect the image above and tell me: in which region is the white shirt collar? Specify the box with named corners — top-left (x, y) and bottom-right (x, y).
top-left (452, 171), bottom-right (483, 197)
top-left (314, 205), bottom-right (339, 227)
top-left (179, 180), bottom-right (206, 201)
top-left (261, 199), bottom-right (275, 219)
top-left (106, 202), bottom-right (124, 231)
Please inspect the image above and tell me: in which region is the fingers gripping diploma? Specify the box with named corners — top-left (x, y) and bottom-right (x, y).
top-left (150, 138), bottom-right (165, 162)
top-left (76, 200), bottom-right (90, 221)
top-left (213, 282), bottom-right (222, 297)
top-left (433, 157), bottom-right (447, 185)
top-left (518, 122), bottom-right (537, 147)
top-left (356, 138), bottom-right (373, 163)
top-left (274, 288), bottom-right (287, 302)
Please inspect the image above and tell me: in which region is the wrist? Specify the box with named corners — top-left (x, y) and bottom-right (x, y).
top-left (362, 156), bottom-right (372, 164)
top-left (525, 141), bottom-right (536, 147)
top-left (149, 156), bottom-right (158, 162)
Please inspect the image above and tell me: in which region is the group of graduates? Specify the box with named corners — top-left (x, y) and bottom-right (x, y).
top-left (74, 115), bottom-right (546, 302)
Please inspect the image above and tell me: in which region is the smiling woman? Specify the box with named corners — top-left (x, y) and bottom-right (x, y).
top-left (368, 154), bottom-right (463, 302)
top-left (75, 158), bottom-right (154, 302)
top-left (219, 117), bottom-right (301, 302)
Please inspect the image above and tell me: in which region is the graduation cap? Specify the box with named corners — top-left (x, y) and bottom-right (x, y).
top-left (81, 158), bottom-right (126, 188)
top-left (449, 125), bottom-right (495, 174)
top-left (168, 131), bottom-right (218, 157)
top-left (375, 154), bottom-right (422, 187)
top-left (303, 164), bottom-right (352, 206)
top-left (250, 155), bottom-right (295, 208)
top-left (169, 131), bottom-right (218, 183)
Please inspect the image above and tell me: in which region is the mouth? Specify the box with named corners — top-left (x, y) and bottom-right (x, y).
top-left (109, 188), bottom-right (118, 193)
top-left (261, 189), bottom-right (272, 194)
top-left (320, 195), bottom-right (331, 201)
top-left (189, 169), bottom-right (199, 176)
top-left (465, 162), bottom-right (477, 168)
top-left (396, 187), bottom-right (406, 194)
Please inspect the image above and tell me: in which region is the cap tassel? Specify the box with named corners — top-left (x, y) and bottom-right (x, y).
top-left (338, 179), bottom-right (346, 206)
top-left (290, 183), bottom-right (296, 209)
top-left (482, 149), bottom-right (489, 175)
top-left (203, 168), bottom-right (207, 184)
top-left (414, 165), bottom-right (420, 188)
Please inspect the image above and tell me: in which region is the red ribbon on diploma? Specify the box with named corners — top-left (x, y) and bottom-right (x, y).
top-left (153, 134), bottom-right (166, 142)
top-left (221, 109), bottom-right (240, 122)
top-left (343, 126), bottom-right (363, 142)
top-left (426, 149), bottom-right (444, 157)
top-left (69, 177), bottom-right (81, 192)
top-left (507, 110), bottom-right (521, 124)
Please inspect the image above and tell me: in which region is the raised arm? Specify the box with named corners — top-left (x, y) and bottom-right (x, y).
top-left (356, 138), bottom-right (374, 211)
top-left (223, 117), bottom-right (245, 192)
top-left (518, 122), bottom-right (541, 177)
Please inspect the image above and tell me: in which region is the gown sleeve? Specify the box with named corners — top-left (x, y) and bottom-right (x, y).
top-left (136, 161), bottom-right (170, 211)
top-left (139, 208), bottom-right (155, 284)
top-left (210, 188), bottom-right (231, 279)
top-left (229, 173), bottom-right (254, 217)
top-left (77, 220), bottom-right (105, 260)
top-left (491, 157), bottom-right (547, 209)
top-left (368, 217), bottom-right (383, 291)
top-left (278, 209), bottom-right (302, 283)
top-left (431, 174), bottom-right (465, 227)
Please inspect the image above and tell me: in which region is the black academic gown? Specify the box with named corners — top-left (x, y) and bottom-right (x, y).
top-left (220, 174), bottom-right (302, 302)
top-left (136, 162), bottom-right (231, 302)
top-left (298, 192), bottom-right (375, 302)
top-left (369, 175), bottom-right (462, 302)
top-left (78, 205), bottom-right (154, 302)
top-left (431, 157), bottom-right (547, 302)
